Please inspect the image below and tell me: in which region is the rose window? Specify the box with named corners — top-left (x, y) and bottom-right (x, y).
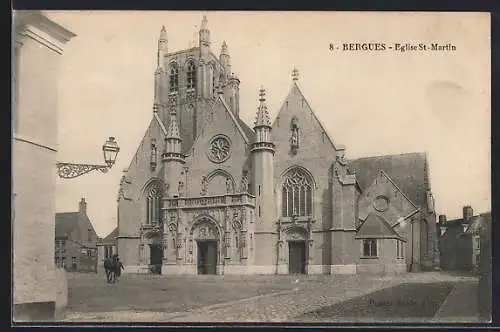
top-left (207, 135), bottom-right (231, 163)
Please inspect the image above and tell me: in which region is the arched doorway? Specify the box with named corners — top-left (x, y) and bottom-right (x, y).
top-left (189, 216), bottom-right (222, 275)
top-left (143, 230), bottom-right (163, 274)
top-left (285, 226), bottom-right (308, 274)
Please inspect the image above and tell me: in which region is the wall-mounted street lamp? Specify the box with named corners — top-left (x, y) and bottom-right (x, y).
top-left (57, 137), bottom-right (120, 179)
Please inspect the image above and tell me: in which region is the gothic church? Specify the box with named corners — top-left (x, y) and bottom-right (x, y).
top-left (117, 16), bottom-right (438, 275)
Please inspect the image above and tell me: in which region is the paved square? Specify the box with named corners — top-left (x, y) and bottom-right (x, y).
top-left (296, 282), bottom-right (455, 322)
top-left (61, 272), bottom-right (481, 323)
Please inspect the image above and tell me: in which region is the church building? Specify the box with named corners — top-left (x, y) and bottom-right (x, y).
top-left (117, 16), bottom-right (438, 276)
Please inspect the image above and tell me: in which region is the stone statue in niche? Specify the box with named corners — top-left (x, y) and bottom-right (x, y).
top-left (225, 177), bottom-right (233, 194)
top-left (178, 180), bottom-right (185, 197)
top-left (290, 117), bottom-right (299, 153)
top-left (200, 176), bottom-right (208, 196)
top-left (164, 182), bottom-right (170, 197)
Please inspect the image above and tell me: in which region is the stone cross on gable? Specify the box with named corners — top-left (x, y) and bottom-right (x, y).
top-left (292, 67), bottom-right (299, 81)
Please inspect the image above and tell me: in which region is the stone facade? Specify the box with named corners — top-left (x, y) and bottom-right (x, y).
top-left (12, 11), bottom-right (75, 320)
top-left (117, 16), bottom-right (437, 276)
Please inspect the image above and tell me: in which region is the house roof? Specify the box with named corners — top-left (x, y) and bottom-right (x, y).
top-left (355, 212), bottom-right (406, 241)
top-left (348, 152), bottom-right (428, 208)
top-left (55, 212), bottom-right (79, 238)
top-left (102, 227), bottom-right (118, 244)
top-left (446, 212), bottom-right (491, 233)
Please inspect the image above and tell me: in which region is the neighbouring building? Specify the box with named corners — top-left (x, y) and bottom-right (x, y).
top-left (12, 11), bottom-right (76, 320)
top-left (478, 209), bottom-right (492, 320)
top-left (117, 16), bottom-right (437, 276)
top-left (54, 198), bottom-right (99, 273)
top-left (438, 206), bottom-right (491, 272)
top-left (97, 227), bottom-right (118, 265)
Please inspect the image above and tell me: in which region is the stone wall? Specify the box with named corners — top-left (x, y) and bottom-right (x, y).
top-left (12, 11), bottom-right (75, 320)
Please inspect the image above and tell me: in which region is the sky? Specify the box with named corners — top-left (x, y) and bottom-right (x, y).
top-left (47, 11), bottom-right (491, 237)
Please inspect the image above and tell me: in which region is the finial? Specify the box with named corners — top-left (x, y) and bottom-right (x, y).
top-left (259, 86), bottom-right (266, 101)
top-left (292, 67), bottom-right (299, 81)
top-left (160, 25), bottom-right (167, 40)
top-left (201, 15), bottom-right (208, 29)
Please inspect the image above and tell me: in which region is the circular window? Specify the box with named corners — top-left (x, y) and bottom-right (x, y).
top-left (207, 135), bottom-right (231, 163)
top-left (373, 195), bottom-right (389, 212)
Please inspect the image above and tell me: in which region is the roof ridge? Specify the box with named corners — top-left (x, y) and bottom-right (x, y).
top-left (348, 151), bottom-right (426, 162)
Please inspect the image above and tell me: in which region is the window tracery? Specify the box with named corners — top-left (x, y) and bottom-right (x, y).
top-left (169, 63), bottom-right (179, 93)
top-left (281, 168), bottom-right (313, 217)
top-left (186, 61), bottom-right (196, 90)
top-left (146, 182), bottom-right (163, 225)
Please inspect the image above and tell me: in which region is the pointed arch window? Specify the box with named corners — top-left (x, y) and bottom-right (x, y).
top-left (186, 61), bottom-right (196, 90)
top-left (169, 63), bottom-right (179, 93)
top-left (146, 182), bottom-right (163, 225)
top-left (281, 168), bottom-right (313, 217)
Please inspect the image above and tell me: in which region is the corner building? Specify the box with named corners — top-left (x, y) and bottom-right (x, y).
top-left (117, 17), bottom-right (438, 276)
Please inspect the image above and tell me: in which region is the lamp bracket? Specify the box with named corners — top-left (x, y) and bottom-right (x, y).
top-left (56, 162), bottom-right (110, 179)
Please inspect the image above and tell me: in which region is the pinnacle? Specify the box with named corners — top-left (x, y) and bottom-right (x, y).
top-left (166, 111), bottom-right (181, 140)
top-left (254, 86), bottom-right (271, 128)
top-left (159, 25), bottom-right (167, 40)
top-left (201, 15), bottom-right (208, 30)
top-left (221, 40), bottom-right (228, 54)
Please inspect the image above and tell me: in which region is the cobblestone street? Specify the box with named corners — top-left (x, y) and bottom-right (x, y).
top-left (61, 272), bottom-right (482, 323)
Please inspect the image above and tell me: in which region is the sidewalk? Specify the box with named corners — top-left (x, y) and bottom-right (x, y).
top-left (431, 279), bottom-right (484, 323)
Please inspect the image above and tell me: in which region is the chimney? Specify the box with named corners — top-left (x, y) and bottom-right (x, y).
top-left (79, 198), bottom-right (87, 215)
top-left (463, 205), bottom-right (473, 221)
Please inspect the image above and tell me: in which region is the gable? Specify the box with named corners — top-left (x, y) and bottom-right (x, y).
top-left (348, 153), bottom-right (429, 208)
top-left (355, 213), bottom-right (405, 241)
top-left (123, 116), bottom-right (166, 201)
top-left (185, 96), bottom-right (251, 197)
top-left (357, 170), bottom-right (419, 224)
top-left (271, 83), bottom-right (339, 161)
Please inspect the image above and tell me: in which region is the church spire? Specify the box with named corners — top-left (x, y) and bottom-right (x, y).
top-left (254, 86), bottom-right (271, 129)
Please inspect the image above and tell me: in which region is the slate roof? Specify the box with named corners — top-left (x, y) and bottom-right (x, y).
top-left (348, 152), bottom-right (428, 208)
top-left (237, 118), bottom-right (256, 143)
top-left (101, 227), bottom-right (118, 244)
top-left (355, 213), bottom-right (406, 241)
top-left (55, 212), bottom-right (79, 238)
top-left (445, 212), bottom-right (491, 234)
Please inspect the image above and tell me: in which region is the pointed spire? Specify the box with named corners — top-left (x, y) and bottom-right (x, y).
top-left (254, 86), bottom-right (271, 128)
top-left (221, 40), bottom-right (228, 55)
top-left (159, 25), bottom-right (167, 40)
top-left (166, 110), bottom-right (181, 140)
